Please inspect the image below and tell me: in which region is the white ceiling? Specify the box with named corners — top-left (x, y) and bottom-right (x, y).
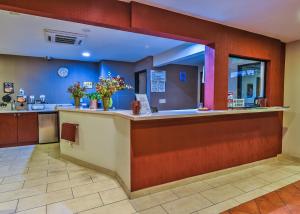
top-left (122, 0), bottom-right (300, 43)
top-left (0, 10), bottom-right (186, 62)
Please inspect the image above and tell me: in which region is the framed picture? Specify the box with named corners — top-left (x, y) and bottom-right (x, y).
top-left (83, 81), bottom-right (93, 89)
top-left (150, 70), bottom-right (166, 92)
top-left (3, 82), bottom-right (14, 94)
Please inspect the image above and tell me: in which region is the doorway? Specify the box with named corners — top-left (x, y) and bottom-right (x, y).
top-left (135, 70), bottom-right (147, 94)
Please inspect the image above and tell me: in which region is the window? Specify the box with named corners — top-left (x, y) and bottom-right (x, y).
top-left (228, 56), bottom-right (266, 107)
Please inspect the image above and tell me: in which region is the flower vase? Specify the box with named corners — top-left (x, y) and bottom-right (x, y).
top-left (102, 97), bottom-right (110, 111)
top-left (90, 99), bottom-right (98, 109)
top-left (74, 97), bottom-right (80, 108)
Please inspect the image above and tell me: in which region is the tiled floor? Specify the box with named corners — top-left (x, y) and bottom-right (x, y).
top-left (223, 180), bottom-right (300, 213)
top-left (0, 144), bottom-right (300, 214)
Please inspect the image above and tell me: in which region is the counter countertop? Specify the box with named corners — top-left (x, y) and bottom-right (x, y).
top-left (57, 106), bottom-right (287, 121)
top-left (0, 109), bottom-right (57, 113)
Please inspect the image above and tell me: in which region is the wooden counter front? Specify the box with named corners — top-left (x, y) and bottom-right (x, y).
top-left (130, 112), bottom-right (282, 191)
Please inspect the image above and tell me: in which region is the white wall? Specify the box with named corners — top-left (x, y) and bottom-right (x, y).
top-left (283, 40), bottom-right (300, 157)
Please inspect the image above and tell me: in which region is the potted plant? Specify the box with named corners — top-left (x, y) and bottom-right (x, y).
top-left (96, 74), bottom-right (132, 111)
top-left (86, 92), bottom-right (101, 109)
top-left (67, 82), bottom-right (86, 108)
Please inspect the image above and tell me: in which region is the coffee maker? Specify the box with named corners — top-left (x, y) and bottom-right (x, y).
top-left (15, 88), bottom-right (27, 110)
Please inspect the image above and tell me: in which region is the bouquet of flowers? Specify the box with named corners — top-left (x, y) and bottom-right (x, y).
top-left (96, 74), bottom-right (132, 110)
top-left (67, 82), bottom-right (86, 98)
top-left (96, 75), bottom-right (132, 98)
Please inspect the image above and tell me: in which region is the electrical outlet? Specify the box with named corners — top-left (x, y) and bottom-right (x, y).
top-left (159, 99), bottom-right (166, 104)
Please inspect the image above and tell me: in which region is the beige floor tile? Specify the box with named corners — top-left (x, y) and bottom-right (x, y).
top-left (171, 185), bottom-right (195, 198)
top-left (100, 187), bottom-right (128, 204)
top-left (16, 206), bottom-right (46, 214)
top-left (231, 177), bottom-right (269, 192)
top-left (150, 190), bottom-right (178, 204)
top-left (0, 185), bottom-right (46, 203)
top-left (47, 176), bottom-right (93, 192)
top-left (23, 174), bottom-right (69, 188)
top-left (162, 193), bottom-right (212, 214)
top-left (234, 189), bottom-right (268, 204)
top-left (203, 174), bottom-right (236, 188)
top-left (47, 169), bottom-right (68, 177)
top-left (280, 173), bottom-right (300, 184)
top-left (80, 200), bottom-right (135, 214)
top-left (201, 184), bottom-right (243, 204)
top-left (68, 170), bottom-right (94, 180)
top-left (2, 171), bottom-right (47, 184)
top-left (90, 173), bottom-right (113, 183)
top-left (130, 195), bottom-right (160, 211)
top-left (0, 200), bottom-right (18, 214)
top-left (172, 181), bottom-right (213, 198)
top-left (130, 190), bottom-right (177, 211)
top-left (17, 188), bottom-right (73, 211)
top-left (261, 179), bottom-right (294, 192)
top-left (256, 169), bottom-right (294, 182)
top-left (197, 199), bottom-right (240, 214)
top-left (139, 206), bottom-right (167, 214)
top-left (47, 193), bottom-right (103, 214)
top-left (0, 182), bottom-right (23, 193)
top-left (72, 179), bottom-right (119, 198)
top-left (228, 169), bottom-right (254, 180)
top-left (246, 165), bottom-right (277, 175)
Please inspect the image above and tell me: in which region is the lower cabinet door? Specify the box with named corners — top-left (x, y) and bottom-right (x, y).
top-left (17, 113), bottom-right (38, 145)
top-left (0, 113), bottom-right (18, 147)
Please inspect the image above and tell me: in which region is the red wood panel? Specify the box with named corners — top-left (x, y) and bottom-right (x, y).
top-left (17, 113), bottom-right (38, 144)
top-left (0, 0), bottom-right (131, 31)
top-left (130, 112), bottom-right (282, 191)
top-left (0, 113), bottom-right (18, 147)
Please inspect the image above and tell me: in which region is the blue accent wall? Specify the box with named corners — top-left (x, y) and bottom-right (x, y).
top-left (0, 55), bottom-right (99, 104)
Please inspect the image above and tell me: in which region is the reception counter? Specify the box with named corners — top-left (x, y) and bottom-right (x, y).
top-left (58, 107), bottom-right (285, 196)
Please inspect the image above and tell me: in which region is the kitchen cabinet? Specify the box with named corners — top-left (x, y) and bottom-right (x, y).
top-left (17, 113), bottom-right (38, 145)
top-left (0, 113), bottom-right (18, 146)
top-left (0, 112), bottom-right (38, 147)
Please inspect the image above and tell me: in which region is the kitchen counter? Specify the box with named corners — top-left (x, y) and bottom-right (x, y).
top-left (0, 104), bottom-right (69, 113)
top-left (0, 109), bottom-right (57, 113)
top-left (57, 106), bottom-right (287, 121)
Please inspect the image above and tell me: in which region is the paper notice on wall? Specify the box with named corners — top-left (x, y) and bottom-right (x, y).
top-left (135, 94), bottom-right (151, 114)
top-left (150, 70), bottom-right (166, 92)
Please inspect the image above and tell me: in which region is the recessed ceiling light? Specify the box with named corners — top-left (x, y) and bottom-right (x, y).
top-left (82, 52), bottom-right (91, 57)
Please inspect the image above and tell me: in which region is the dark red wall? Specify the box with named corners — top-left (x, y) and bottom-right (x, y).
top-left (0, 0), bottom-right (285, 109)
top-left (131, 112), bottom-right (282, 191)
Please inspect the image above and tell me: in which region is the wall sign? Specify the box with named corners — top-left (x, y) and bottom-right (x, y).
top-left (150, 70), bottom-right (166, 92)
top-left (135, 94), bottom-right (151, 114)
top-left (3, 82), bottom-right (14, 94)
top-left (83, 81), bottom-right (93, 89)
top-left (179, 71), bottom-right (187, 82)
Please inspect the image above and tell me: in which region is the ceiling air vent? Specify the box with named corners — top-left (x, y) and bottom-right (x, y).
top-left (44, 29), bottom-right (86, 46)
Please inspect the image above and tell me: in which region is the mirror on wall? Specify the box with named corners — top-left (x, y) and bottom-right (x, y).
top-left (0, 9), bottom-right (205, 110)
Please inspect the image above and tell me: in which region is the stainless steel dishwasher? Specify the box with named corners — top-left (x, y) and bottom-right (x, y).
top-left (38, 112), bottom-right (58, 143)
